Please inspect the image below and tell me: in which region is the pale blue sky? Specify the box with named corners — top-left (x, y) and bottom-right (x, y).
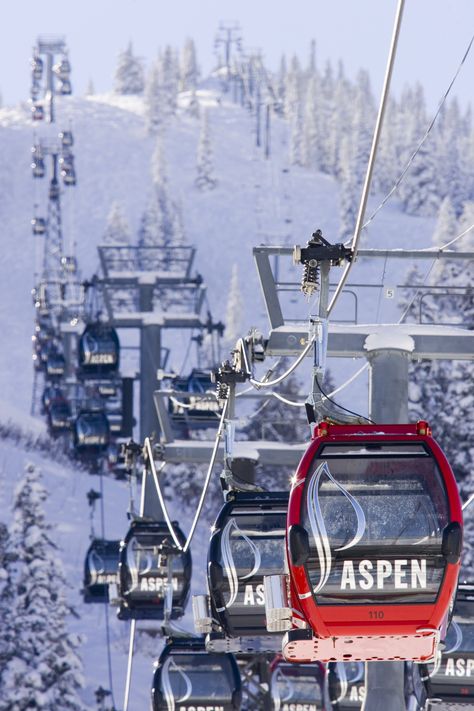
top-left (1, 1), bottom-right (474, 109)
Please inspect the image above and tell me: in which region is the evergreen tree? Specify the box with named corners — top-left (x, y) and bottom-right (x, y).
top-left (0, 464), bottom-right (86, 709)
top-left (373, 97), bottom-right (401, 194)
top-left (0, 520), bottom-right (13, 688)
top-left (303, 74), bottom-right (322, 170)
top-left (398, 139), bottom-right (440, 216)
top-left (161, 45), bottom-right (179, 116)
top-left (338, 135), bottom-right (358, 242)
top-left (289, 101), bottom-right (304, 167)
top-left (85, 79), bottom-right (94, 96)
top-left (225, 264), bottom-right (244, 347)
top-left (318, 61), bottom-right (336, 174)
top-left (436, 99), bottom-right (465, 215)
top-left (103, 202), bottom-right (131, 246)
top-left (432, 196), bottom-right (457, 248)
top-left (139, 136), bottom-right (187, 268)
top-left (114, 42), bottom-right (145, 95)
top-left (180, 38), bottom-right (199, 92)
top-left (144, 59), bottom-right (164, 135)
top-left (103, 202), bottom-right (131, 272)
top-left (276, 55), bottom-right (287, 112)
top-left (283, 55), bottom-right (301, 121)
top-left (195, 109), bottom-right (217, 190)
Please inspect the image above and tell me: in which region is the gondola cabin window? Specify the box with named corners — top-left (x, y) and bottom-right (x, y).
top-left (301, 443), bottom-right (450, 605)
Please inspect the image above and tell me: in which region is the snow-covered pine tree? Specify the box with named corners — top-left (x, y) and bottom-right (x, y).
top-left (103, 201), bottom-right (131, 246)
top-left (150, 136), bottom-right (175, 245)
top-left (398, 139), bottom-right (440, 217)
top-left (225, 264), bottom-right (244, 348)
top-left (277, 55), bottom-right (287, 111)
top-left (283, 55), bottom-right (301, 121)
top-left (303, 74), bottom-right (322, 170)
top-left (289, 102), bottom-right (304, 167)
top-left (137, 203), bottom-right (165, 272)
top-left (140, 136), bottom-right (187, 271)
top-left (325, 61), bottom-right (353, 178)
top-left (350, 69), bottom-right (374, 191)
top-left (373, 97), bottom-right (401, 194)
top-left (114, 42), bottom-right (145, 95)
top-left (161, 45), bottom-right (179, 117)
top-left (195, 109), bottom-right (217, 190)
top-left (145, 59), bottom-right (164, 135)
top-left (318, 60), bottom-right (336, 175)
top-left (0, 464), bottom-right (86, 710)
top-left (432, 196), bottom-right (457, 248)
top-left (338, 135), bottom-right (358, 242)
top-left (102, 201), bottom-right (131, 273)
top-left (180, 38), bottom-right (199, 92)
top-left (435, 99), bottom-right (466, 216)
top-left (0, 520), bottom-right (13, 687)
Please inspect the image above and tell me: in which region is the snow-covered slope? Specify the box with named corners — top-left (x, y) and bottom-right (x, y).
top-left (0, 87), bottom-right (440, 708)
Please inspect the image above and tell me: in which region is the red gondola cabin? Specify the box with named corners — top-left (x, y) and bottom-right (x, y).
top-left (282, 421), bottom-right (462, 664)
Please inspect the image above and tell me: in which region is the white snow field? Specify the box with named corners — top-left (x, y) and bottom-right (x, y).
top-left (0, 85), bottom-right (439, 708)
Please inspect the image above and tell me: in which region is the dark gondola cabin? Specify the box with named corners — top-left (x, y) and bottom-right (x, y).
top-left (418, 584), bottom-right (474, 707)
top-left (328, 662), bottom-right (366, 710)
top-left (73, 410), bottom-right (110, 455)
top-left (47, 399), bottom-right (71, 435)
top-left (117, 520), bottom-right (192, 620)
top-left (202, 492), bottom-right (288, 652)
top-left (78, 323), bottom-right (120, 376)
top-left (152, 637), bottom-right (242, 711)
top-left (46, 350), bottom-right (66, 379)
top-left (83, 539), bottom-right (120, 603)
top-left (270, 656), bottom-right (326, 711)
top-left (283, 422), bottom-right (462, 664)
top-left (169, 369), bottom-right (221, 433)
top-left (41, 385), bottom-right (64, 413)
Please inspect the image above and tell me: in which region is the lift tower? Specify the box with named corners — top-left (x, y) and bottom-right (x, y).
top-left (30, 36), bottom-right (72, 123)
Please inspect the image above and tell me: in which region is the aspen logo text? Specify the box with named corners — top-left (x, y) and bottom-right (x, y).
top-left (444, 658), bottom-right (474, 676)
top-left (340, 559), bottom-right (427, 590)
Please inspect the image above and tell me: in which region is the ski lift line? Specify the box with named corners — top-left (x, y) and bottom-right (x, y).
top-left (143, 440), bottom-right (184, 551)
top-left (182, 396), bottom-right (229, 553)
top-left (362, 31), bottom-right (474, 232)
top-left (328, 0), bottom-right (406, 316)
top-left (419, 221), bottom-right (474, 252)
top-left (462, 492), bottom-right (474, 511)
top-left (238, 336), bottom-right (316, 389)
top-left (123, 618), bottom-right (136, 711)
top-left (328, 363), bottom-right (370, 398)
